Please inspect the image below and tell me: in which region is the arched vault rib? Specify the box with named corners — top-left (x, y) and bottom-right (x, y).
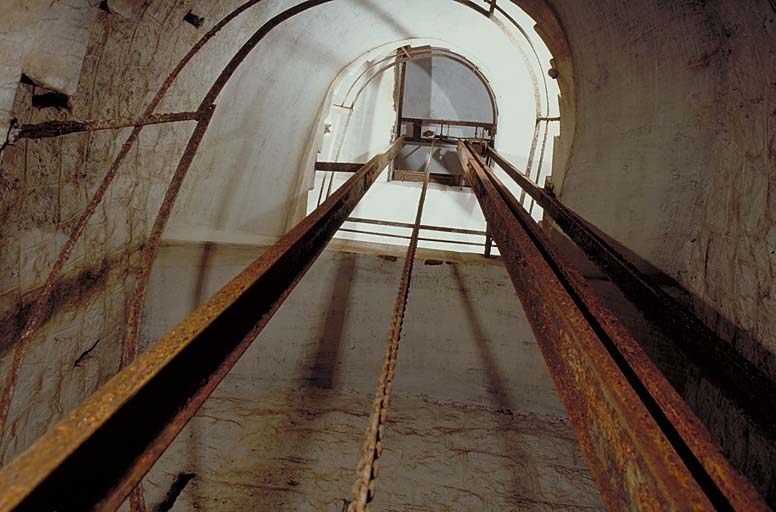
top-left (343, 47), bottom-right (499, 123)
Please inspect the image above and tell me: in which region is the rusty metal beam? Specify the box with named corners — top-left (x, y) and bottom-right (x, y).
top-left (402, 137), bottom-right (459, 146)
top-left (401, 116), bottom-right (495, 130)
top-left (394, 46), bottom-right (408, 141)
top-left (315, 161), bottom-right (365, 173)
top-left (458, 141), bottom-right (767, 511)
top-left (318, 163), bottom-right (467, 188)
top-left (346, 216), bottom-right (487, 237)
top-left (484, 225), bottom-right (494, 257)
top-left (487, 147), bottom-right (776, 446)
top-left (9, 111), bottom-right (202, 142)
top-left (0, 138), bottom-right (403, 512)
top-left (392, 169), bottom-right (464, 186)
top-left (338, 228), bottom-right (487, 248)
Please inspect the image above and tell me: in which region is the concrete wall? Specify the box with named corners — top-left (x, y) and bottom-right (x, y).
top-left (547, 0), bottom-right (776, 378)
top-left (138, 243), bottom-right (603, 511)
top-left (0, 0), bottom-right (256, 460)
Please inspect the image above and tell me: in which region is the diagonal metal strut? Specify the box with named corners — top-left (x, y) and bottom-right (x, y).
top-left (0, 139), bottom-right (404, 512)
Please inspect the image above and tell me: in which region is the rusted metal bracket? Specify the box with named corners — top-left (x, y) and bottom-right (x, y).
top-left (10, 111), bottom-right (202, 142)
top-left (346, 217), bottom-right (487, 237)
top-left (315, 161), bottom-right (365, 173)
top-left (458, 141), bottom-right (767, 511)
top-left (0, 139), bottom-right (403, 512)
top-left (487, 147), bottom-right (776, 445)
top-left (484, 224), bottom-right (493, 257)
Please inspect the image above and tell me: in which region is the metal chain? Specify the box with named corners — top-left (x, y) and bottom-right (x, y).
top-left (348, 141), bottom-right (435, 512)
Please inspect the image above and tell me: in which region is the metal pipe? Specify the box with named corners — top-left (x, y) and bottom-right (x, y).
top-left (400, 117), bottom-right (495, 130)
top-left (528, 118), bottom-right (550, 215)
top-left (315, 162), bottom-right (365, 172)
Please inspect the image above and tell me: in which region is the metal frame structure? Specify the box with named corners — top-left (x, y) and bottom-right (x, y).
top-left (342, 47), bottom-right (499, 125)
top-left (0, 0), bottom-right (770, 510)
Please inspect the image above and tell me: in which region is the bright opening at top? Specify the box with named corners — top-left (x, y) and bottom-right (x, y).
top-left (306, 2), bottom-right (562, 256)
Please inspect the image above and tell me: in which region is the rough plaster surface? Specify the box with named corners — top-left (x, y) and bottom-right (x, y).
top-left (0, 0), bottom-right (100, 142)
top-left (139, 243), bottom-right (602, 510)
top-left (106, 0), bottom-right (147, 20)
top-left (0, 1), bottom-right (208, 460)
top-left (551, 0), bottom-right (776, 375)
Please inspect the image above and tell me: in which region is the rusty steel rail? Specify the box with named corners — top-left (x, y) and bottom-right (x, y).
top-left (8, 111), bottom-right (202, 143)
top-left (347, 216), bottom-right (488, 237)
top-left (458, 142), bottom-right (767, 511)
top-left (487, 147), bottom-right (776, 443)
top-left (315, 161), bottom-right (365, 173)
top-left (0, 139), bottom-right (403, 512)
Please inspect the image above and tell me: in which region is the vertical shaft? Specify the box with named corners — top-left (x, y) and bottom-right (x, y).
top-left (348, 140), bottom-right (436, 511)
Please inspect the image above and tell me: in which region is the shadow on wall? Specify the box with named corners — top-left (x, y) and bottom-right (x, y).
top-left (358, 1), bottom-right (414, 38)
top-left (256, 254), bottom-right (359, 510)
top-left (547, 219), bottom-right (776, 380)
top-left (185, 202), bottom-right (291, 318)
top-left (153, 253), bottom-right (359, 510)
top-left (307, 255), bottom-right (356, 389)
top-left (450, 264), bottom-right (538, 499)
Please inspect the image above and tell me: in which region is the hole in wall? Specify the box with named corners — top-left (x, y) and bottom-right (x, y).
top-left (20, 74), bottom-right (72, 111)
top-left (31, 92), bottom-right (70, 111)
top-left (184, 11), bottom-right (204, 28)
top-left (156, 472), bottom-right (196, 512)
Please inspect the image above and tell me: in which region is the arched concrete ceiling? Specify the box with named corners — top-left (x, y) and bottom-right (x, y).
top-left (163, 0), bottom-right (541, 246)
